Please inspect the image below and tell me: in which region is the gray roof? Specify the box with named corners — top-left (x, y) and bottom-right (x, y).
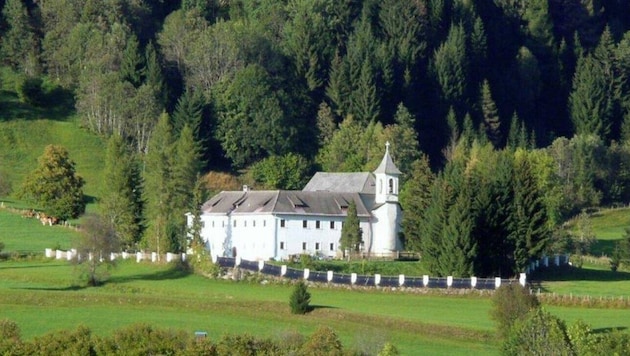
top-left (202, 190), bottom-right (373, 217)
top-left (302, 172), bottom-right (375, 194)
top-left (373, 144), bottom-right (402, 175)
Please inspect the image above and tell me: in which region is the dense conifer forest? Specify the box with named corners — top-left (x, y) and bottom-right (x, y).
top-left (2, 0), bottom-right (630, 277)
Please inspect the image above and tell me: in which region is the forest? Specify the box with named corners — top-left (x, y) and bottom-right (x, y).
top-left (3, 0), bottom-right (630, 278)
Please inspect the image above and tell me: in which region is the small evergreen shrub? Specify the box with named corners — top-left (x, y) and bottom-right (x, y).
top-left (289, 280), bottom-right (311, 314)
top-left (300, 326), bottom-right (343, 356)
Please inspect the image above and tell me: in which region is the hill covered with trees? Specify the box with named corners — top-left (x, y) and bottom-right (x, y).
top-left (2, 0), bottom-right (630, 277)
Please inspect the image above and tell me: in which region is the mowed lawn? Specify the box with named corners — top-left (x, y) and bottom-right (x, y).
top-left (0, 259), bottom-right (499, 355)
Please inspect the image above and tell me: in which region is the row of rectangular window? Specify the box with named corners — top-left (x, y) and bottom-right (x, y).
top-left (279, 241), bottom-right (334, 251)
top-left (281, 219), bottom-right (340, 229)
top-left (208, 219), bottom-right (341, 229)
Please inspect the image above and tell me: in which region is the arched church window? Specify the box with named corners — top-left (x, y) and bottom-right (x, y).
top-left (388, 178), bottom-right (394, 193)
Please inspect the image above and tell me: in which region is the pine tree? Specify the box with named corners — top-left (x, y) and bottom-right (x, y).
top-left (340, 200), bottom-right (361, 258)
top-left (99, 134), bottom-right (144, 250)
top-left (172, 89), bottom-right (204, 137)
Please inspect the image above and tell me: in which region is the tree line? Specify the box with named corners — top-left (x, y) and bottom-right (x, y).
top-left (5, 0), bottom-right (630, 276)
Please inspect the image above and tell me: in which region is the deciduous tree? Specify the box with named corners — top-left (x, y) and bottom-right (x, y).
top-left (20, 145), bottom-right (85, 220)
top-left (75, 213), bottom-right (120, 286)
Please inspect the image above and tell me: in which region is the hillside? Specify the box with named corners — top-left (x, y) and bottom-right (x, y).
top-left (0, 71), bottom-right (106, 209)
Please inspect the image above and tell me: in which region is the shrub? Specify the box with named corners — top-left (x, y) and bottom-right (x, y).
top-left (0, 319), bottom-right (21, 353)
top-left (378, 342), bottom-right (400, 356)
top-left (289, 280), bottom-right (311, 314)
top-left (94, 323), bottom-right (188, 355)
top-left (24, 325), bottom-right (94, 355)
top-left (300, 326), bottom-right (343, 356)
top-left (503, 308), bottom-right (572, 356)
top-left (215, 334), bottom-right (281, 356)
top-left (490, 284), bottom-right (539, 339)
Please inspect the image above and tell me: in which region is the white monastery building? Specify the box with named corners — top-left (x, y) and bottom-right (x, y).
top-left (188, 143), bottom-right (403, 261)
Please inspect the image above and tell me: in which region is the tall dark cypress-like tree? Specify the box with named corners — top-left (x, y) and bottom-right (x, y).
top-left (99, 134), bottom-right (144, 250)
top-left (340, 200), bottom-right (361, 258)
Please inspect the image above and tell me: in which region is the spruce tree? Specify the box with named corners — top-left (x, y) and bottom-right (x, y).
top-left (569, 55), bottom-right (613, 139)
top-left (289, 281), bottom-right (311, 315)
top-left (400, 156), bottom-right (434, 252)
top-left (1, 0), bottom-right (39, 75)
top-left (99, 134), bottom-right (144, 250)
top-left (143, 113), bottom-right (176, 256)
top-left (509, 155), bottom-right (551, 273)
top-left (480, 79), bottom-right (502, 147)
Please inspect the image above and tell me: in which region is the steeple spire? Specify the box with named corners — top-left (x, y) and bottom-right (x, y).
top-left (374, 142), bottom-right (401, 175)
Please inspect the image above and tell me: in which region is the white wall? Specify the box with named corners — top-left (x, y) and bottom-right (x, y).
top-left (371, 203), bottom-right (401, 256)
top-left (274, 215), bottom-right (347, 260)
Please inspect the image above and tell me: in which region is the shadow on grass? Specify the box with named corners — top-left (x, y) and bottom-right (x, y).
top-left (592, 327), bottom-right (628, 334)
top-left (310, 305), bottom-right (337, 311)
top-left (17, 285), bottom-right (85, 292)
top-left (109, 263), bottom-right (192, 284)
top-left (591, 239), bottom-right (619, 257)
top-left (0, 89), bottom-right (75, 122)
top-left (530, 265), bottom-right (630, 282)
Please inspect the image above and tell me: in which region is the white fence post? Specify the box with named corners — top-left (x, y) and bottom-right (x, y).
top-left (281, 265), bottom-right (287, 276)
top-left (398, 274), bottom-right (405, 287)
top-left (374, 274), bottom-right (381, 286)
top-left (422, 275), bottom-right (429, 287)
top-left (351, 273), bottom-right (357, 285)
top-left (303, 268), bottom-right (310, 280)
top-left (471, 276), bottom-right (477, 288)
top-left (447, 276), bottom-right (453, 288)
top-left (495, 277), bottom-right (502, 289)
top-left (519, 273), bottom-right (527, 287)
top-left (327, 271), bottom-right (333, 282)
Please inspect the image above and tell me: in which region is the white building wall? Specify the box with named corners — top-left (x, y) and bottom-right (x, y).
top-left (371, 203), bottom-right (401, 256)
top-left (195, 211), bottom-right (393, 261)
top-left (275, 215), bottom-right (346, 260)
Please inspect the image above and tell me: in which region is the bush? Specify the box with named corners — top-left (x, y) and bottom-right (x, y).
top-left (0, 319), bottom-right (21, 354)
top-left (491, 284), bottom-right (539, 339)
top-left (503, 308), bottom-right (572, 356)
top-left (289, 280), bottom-right (311, 314)
top-left (300, 326), bottom-right (343, 356)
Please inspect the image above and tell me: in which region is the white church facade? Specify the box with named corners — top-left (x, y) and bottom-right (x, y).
top-left (188, 144), bottom-right (403, 261)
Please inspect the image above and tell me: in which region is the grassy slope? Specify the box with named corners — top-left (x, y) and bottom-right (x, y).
top-left (0, 208), bottom-right (77, 252)
top-left (0, 70), bottom-right (105, 213)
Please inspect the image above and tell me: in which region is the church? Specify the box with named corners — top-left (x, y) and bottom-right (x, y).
top-left (188, 143), bottom-right (403, 261)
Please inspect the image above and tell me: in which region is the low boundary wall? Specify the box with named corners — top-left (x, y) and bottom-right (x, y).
top-left (44, 248), bottom-right (568, 290)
